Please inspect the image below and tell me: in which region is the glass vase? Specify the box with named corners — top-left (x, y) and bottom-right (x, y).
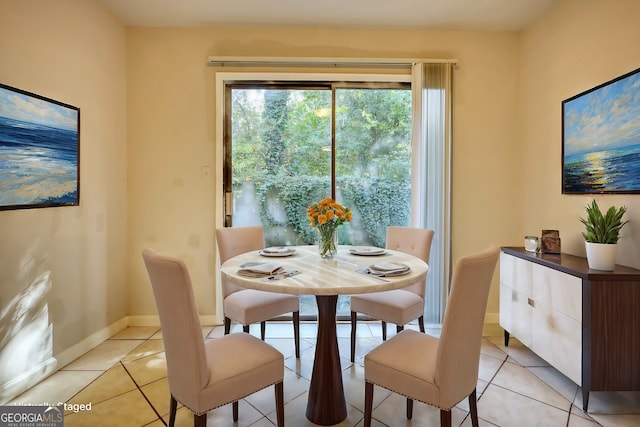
top-left (317, 227), bottom-right (338, 259)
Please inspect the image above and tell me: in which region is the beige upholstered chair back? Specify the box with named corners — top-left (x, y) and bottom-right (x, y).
top-left (385, 226), bottom-right (434, 297)
top-left (435, 246), bottom-right (499, 408)
top-left (216, 226), bottom-right (265, 297)
top-left (141, 249), bottom-right (209, 410)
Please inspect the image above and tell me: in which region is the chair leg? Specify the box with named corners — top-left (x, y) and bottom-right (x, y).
top-left (224, 317), bottom-right (231, 335)
top-left (364, 381), bottom-right (374, 427)
top-left (168, 395), bottom-right (177, 427)
top-left (194, 413), bottom-right (207, 427)
top-left (232, 401), bottom-right (238, 421)
top-left (406, 398), bottom-right (413, 419)
top-left (243, 324), bottom-right (250, 334)
top-left (260, 321), bottom-right (266, 340)
top-left (350, 311), bottom-right (357, 362)
top-left (275, 381), bottom-right (284, 427)
top-left (381, 320), bottom-right (387, 341)
top-left (418, 315), bottom-right (425, 333)
top-left (468, 388), bottom-right (479, 427)
top-left (293, 311), bottom-right (300, 359)
top-left (440, 409), bottom-right (452, 427)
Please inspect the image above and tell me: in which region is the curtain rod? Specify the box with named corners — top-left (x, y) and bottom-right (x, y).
top-left (207, 56), bottom-right (458, 67)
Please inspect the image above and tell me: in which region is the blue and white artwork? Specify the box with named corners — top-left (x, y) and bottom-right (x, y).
top-left (0, 84), bottom-right (79, 209)
top-left (563, 68), bottom-right (640, 194)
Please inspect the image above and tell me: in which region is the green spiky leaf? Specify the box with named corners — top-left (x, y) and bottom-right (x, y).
top-left (579, 200), bottom-right (629, 244)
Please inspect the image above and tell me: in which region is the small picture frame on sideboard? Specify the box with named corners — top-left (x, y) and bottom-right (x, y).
top-left (541, 230), bottom-right (561, 254)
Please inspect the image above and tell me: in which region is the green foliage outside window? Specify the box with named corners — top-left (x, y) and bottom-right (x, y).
top-left (231, 86), bottom-right (411, 247)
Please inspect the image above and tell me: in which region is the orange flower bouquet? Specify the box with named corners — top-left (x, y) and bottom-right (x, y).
top-left (307, 198), bottom-right (352, 258)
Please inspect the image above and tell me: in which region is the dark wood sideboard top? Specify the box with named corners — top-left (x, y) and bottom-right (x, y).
top-left (501, 247), bottom-right (640, 281)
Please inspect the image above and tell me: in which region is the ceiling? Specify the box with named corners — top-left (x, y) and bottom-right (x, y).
top-left (99, 0), bottom-right (557, 31)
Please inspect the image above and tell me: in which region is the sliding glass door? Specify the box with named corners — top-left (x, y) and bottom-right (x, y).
top-left (224, 81), bottom-right (412, 318)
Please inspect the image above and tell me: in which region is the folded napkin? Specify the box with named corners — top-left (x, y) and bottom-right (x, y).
top-left (237, 262), bottom-right (284, 278)
top-left (366, 262), bottom-right (411, 277)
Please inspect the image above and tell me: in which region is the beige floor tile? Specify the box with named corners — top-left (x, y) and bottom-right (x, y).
top-left (581, 390), bottom-right (640, 414)
top-left (142, 419), bottom-right (165, 427)
top-left (267, 391), bottom-right (364, 427)
top-left (284, 344), bottom-right (316, 381)
top-left (159, 406), bottom-right (197, 427)
top-left (205, 399), bottom-right (264, 427)
top-left (110, 326), bottom-right (160, 340)
top-left (122, 352), bottom-right (167, 387)
top-left (478, 353), bottom-right (506, 383)
top-left (63, 339), bottom-right (143, 371)
top-left (18, 320), bottom-right (640, 427)
top-left (8, 369), bottom-right (103, 406)
top-left (526, 365), bottom-right (579, 404)
top-left (480, 338), bottom-right (509, 360)
top-left (121, 339), bottom-right (165, 363)
top-left (370, 390), bottom-right (469, 427)
top-left (570, 404), bottom-right (597, 421)
top-left (64, 389), bottom-right (157, 427)
top-left (478, 384), bottom-right (569, 427)
top-left (486, 336), bottom-right (550, 367)
top-left (492, 362), bottom-right (571, 411)
top-left (568, 413), bottom-right (601, 426)
top-left (66, 364), bottom-right (136, 408)
top-left (140, 377), bottom-right (171, 417)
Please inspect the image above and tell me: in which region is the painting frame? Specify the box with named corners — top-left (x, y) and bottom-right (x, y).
top-left (0, 83), bottom-right (80, 210)
top-left (562, 66), bottom-right (640, 194)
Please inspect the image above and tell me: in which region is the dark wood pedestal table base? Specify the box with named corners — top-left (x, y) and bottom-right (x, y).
top-left (219, 245), bottom-right (429, 426)
top-left (306, 295), bottom-right (347, 425)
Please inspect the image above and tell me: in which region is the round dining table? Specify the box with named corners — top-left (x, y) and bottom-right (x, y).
top-left (220, 244), bottom-right (429, 426)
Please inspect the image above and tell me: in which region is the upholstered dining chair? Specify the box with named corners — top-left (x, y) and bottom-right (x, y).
top-left (142, 248), bottom-right (285, 427)
top-left (216, 226), bottom-right (300, 358)
top-left (350, 226), bottom-right (434, 362)
top-left (362, 246), bottom-right (500, 427)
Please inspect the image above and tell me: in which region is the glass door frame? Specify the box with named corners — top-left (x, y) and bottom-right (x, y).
top-left (214, 71), bottom-right (413, 324)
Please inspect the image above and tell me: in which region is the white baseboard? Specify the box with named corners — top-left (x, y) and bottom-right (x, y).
top-left (55, 317), bottom-right (130, 369)
top-left (0, 357), bottom-right (57, 405)
top-left (1, 317), bottom-right (129, 405)
top-left (126, 315), bottom-right (160, 327)
top-left (127, 315), bottom-right (222, 327)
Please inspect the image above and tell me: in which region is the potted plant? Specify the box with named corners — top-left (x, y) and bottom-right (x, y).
top-left (580, 199), bottom-right (629, 270)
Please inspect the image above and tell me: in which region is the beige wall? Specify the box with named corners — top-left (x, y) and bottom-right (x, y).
top-left (0, 0), bottom-right (127, 401)
top-left (518, 0), bottom-right (640, 267)
top-left (125, 27), bottom-right (522, 318)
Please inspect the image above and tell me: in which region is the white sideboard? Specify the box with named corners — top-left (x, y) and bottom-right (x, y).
top-left (499, 247), bottom-right (640, 411)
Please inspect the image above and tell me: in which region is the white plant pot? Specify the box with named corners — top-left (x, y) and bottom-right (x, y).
top-left (585, 242), bottom-right (618, 271)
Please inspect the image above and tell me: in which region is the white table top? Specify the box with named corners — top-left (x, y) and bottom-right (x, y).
top-left (220, 245), bottom-right (429, 295)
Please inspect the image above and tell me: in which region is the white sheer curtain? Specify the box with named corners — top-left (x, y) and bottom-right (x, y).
top-left (411, 62), bottom-right (454, 324)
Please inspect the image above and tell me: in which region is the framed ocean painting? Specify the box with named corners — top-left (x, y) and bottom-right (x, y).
top-left (562, 67), bottom-right (640, 194)
top-left (0, 83), bottom-right (80, 210)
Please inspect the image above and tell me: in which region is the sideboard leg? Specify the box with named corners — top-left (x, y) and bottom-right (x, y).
top-left (582, 389), bottom-right (589, 412)
top-left (503, 330), bottom-right (510, 347)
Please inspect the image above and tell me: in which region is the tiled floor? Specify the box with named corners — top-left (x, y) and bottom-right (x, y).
top-left (9, 321), bottom-right (640, 426)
